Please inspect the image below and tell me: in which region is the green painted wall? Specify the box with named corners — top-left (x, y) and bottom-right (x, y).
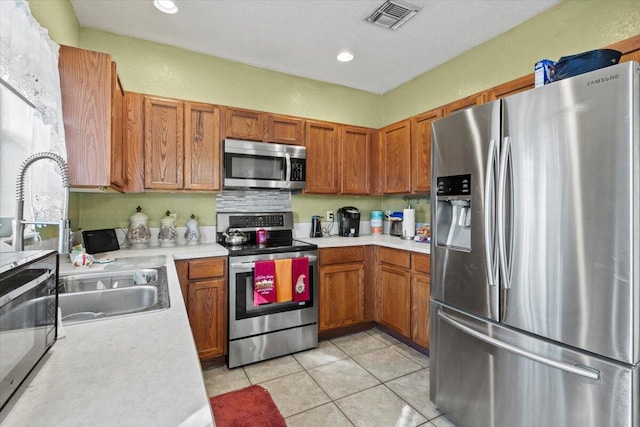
top-left (29, 0), bottom-right (80, 48)
top-left (76, 192), bottom-right (216, 230)
top-left (74, 193), bottom-right (429, 230)
top-left (382, 0), bottom-right (640, 125)
top-left (79, 29), bottom-right (382, 129)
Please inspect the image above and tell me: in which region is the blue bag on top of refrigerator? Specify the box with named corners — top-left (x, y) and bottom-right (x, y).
top-left (552, 48), bottom-right (621, 82)
top-left (534, 59), bottom-right (556, 87)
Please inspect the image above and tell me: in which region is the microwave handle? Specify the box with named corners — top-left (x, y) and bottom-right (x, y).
top-left (284, 153), bottom-right (292, 188)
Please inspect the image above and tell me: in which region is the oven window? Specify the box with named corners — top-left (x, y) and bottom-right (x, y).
top-left (226, 153), bottom-right (285, 181)
top-left (235, 265), bottom-right (315, 320)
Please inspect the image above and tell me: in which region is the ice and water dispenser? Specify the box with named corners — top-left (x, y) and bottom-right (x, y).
top-left (435, 174), bottom-right (471, 251)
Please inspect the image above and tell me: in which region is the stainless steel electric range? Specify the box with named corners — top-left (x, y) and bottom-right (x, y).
top-left (217, 211), bottom-right (318, 368)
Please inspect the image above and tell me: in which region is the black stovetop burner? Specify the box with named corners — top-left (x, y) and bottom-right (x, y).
top-left (221, 237), bottom-right (317, 256)
top-left (217, 211), bottom-right (317, 256)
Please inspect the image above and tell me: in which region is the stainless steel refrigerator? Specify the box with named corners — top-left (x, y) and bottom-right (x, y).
top-left (429, 61), bottom-right (639, 427)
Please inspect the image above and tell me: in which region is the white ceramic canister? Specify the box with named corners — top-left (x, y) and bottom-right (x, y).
top-left (127, 206), bottom-right (151, 249)
top-left (371, 210), bottom-right (383, 235)
top-left (184, 214), bottom-right (200, 245)
top-left (158, 210), bottom-right (177, 247)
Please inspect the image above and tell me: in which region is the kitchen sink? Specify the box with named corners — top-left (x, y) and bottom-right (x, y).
top-left (60, 268), bottom-right (159, 292)
top-left (58, 267), bottom-right (170, 324)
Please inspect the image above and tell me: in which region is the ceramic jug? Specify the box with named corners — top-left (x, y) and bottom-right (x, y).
top-left (184, 214), bottom-right (200, 245)
top-left (158, 210), bottom-right (177, 247)
top-left (127, 206), bottom-right (150, 249)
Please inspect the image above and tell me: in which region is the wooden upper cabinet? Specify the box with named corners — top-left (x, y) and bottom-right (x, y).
top-left (109, 65), bottom-right (126, 191)
top-left (614, 34), bottom-right (640, 63)
top-left (621, 50), bottom-right (640, 63)
top-left (410, 109), bottom-right (441, 194)
top-left (380, 119), bottom-right (411, 194)
top-left (184, 102), bottom-right (221, 191)
top-left (341, 126), bottom-right (372, 194)
top-left (487, 74), bottom-right (534, 101)
top-left (122, 92), bottom-right (144, 192)
top-left (59, 45), bottom-right (123, 189)
top-left (144, 96), bottom-right (184, 190)
top-left (224, 107), bottom-right (266, 141)
top-left (443, 92), bottom-right (485, 116)
top-left (305, 120), bottom-right (340, 193)
top-left (268, 114), bottom-right (305, 145)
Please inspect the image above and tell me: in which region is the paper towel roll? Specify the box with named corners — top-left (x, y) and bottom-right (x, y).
top-left (402, 208), bottom-right (415, 238)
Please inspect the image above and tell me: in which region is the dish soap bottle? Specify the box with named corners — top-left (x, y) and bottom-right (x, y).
top-left (158, 210), bottom-right (177, 247)
top-left (185, 214), bottom-right (200, 245)
top-left (127, 206), bottom-right (150, 249)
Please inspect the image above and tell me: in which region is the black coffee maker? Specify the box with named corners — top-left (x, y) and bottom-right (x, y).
top-left (337, 206), bottom-right (360, 237)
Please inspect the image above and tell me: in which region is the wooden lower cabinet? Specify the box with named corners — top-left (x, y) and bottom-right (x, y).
top-left (378, 263), bottom-right (411, 337)
top-left (175, 257), bottom-right (227, 360)
top-left (318, 247), bottom-right (365, 331)
top-left (376, 247), bottom-right (430, 349)
top-left (410, 253), bottom-right (431, 349)
top-left (377, 247), bottom-right (411, 336)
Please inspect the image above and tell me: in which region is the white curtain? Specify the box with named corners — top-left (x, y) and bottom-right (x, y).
top-left (0, 0), bottom-right (67, 225)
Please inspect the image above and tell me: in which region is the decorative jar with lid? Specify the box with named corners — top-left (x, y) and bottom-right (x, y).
top-left (127, 206), bottom-right (150, 249)
top-left (158, 210), bottom-right (177, 247)
top-left (184, 214), bottom-right (200, 245)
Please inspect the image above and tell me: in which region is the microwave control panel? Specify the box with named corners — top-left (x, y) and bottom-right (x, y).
top-left (291, 158), bottom-right (305, 182)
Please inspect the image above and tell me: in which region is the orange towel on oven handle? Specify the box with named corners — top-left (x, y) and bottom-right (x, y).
top-left (254, 260), bottom-right (276, 306)
top-left (274, 258), bottom-right (293, 302)
top-left (292, 256), bottom-right (309, 302)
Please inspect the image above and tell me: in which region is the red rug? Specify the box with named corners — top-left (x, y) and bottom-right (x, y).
top-left (210, 385), bottom-right (286, 427)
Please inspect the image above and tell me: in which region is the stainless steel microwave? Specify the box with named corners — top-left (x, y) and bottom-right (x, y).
top-left (223, 139), bottom-right (306, 190)
top-left (0, 250), bottom-right (58, 413)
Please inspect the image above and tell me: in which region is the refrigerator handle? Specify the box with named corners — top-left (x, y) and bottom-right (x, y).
top-left (484, 139), bottom-right (497, 287)
top-left (497, 136), bottom-right (511, 289)
top-left (438, 310), bottom-right (601, 381)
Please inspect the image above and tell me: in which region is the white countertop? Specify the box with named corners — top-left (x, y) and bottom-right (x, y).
top-left (0, 236), bottom-right (427, 426)
top-left (299, 234), bottom-right (431, 255)
top-left (1, 248), bottom-right (226, 427)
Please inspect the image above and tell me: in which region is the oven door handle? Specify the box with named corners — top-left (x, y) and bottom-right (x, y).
top-left (231, 255), bottom-right (317, 270)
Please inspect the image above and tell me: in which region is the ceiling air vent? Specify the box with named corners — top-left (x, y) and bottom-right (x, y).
top-left (365, 0), bottom-right (422, 30)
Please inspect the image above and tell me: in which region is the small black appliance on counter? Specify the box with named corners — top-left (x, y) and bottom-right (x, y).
top-left (310, 215), bottom-right (322, 237)
top-left (337, 206), bottom-right (360, 237)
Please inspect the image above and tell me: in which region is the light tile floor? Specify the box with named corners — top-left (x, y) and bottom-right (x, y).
top-left (203, 328), bottom-right (459, 426)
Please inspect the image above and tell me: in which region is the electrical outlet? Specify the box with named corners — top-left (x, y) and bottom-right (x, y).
top-left (326, 210), bottom-right (334, 222)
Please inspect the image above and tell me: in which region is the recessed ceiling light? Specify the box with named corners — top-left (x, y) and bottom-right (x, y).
top-left (337, 51), bottom-right (354, 62)
top-left (154, 0), bottom-right (178, 14)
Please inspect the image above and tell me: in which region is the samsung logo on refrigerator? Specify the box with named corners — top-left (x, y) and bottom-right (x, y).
top-left (586, 73), bottom-right (619, 86)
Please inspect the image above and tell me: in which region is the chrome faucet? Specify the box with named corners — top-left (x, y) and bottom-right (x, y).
top-left (13, 152), bottom-right (71, 254)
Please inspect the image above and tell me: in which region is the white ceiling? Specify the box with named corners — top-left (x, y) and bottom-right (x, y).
top-left (70, 0), bottom-right (559, 94)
